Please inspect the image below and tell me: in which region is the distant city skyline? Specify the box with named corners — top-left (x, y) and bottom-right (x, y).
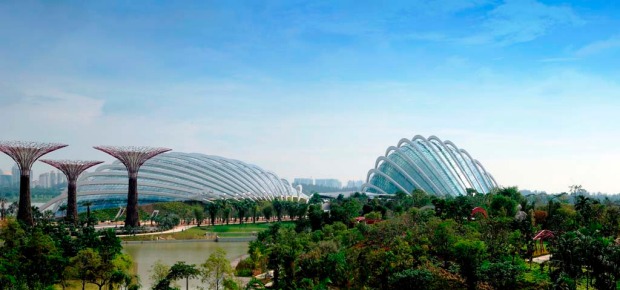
top-left (1, 1), bottom-right (619, 194)
top-left (0, 165), bottom-right (66, 188)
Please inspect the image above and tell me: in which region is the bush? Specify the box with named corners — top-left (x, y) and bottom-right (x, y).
top-left (235, 257), bottom-right (254, 277)
top-left (236, 269), bottom-right (253, 277)
top-left (154, 213), bottom-right (180, 230)
top-left (388, 268), bottom-right (434, 289)
top-left (479, 260), bottom-right (526, 290)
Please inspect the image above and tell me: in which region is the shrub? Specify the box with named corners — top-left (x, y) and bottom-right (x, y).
top-left (235, 257), bottom-right (254, 277)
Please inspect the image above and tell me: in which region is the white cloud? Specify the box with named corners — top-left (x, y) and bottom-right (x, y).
top-left (538, 57), bottom-right (578, 63)
top-left (480, 0), bottom-right (583, 45)
top-left (575, 36), bottom-right (620, 57)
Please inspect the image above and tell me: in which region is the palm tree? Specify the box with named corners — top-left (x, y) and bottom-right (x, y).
top-left (218, 199), bottom-right (231, 225)
top-left (81, 201), bottom-right (93, 227)
top-left (206, 202), bottom-right (220, 226)
top-left (58, 204), bottom-right (68, 220)
top-left (273, 199), bottom-right (283, 222)
top-left (250, 201), bottom-right (259, 223)
top-left (0, 198), bottom-right (6, 220)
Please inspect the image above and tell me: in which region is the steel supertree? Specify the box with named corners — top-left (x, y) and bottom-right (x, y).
top-left (93, 146), bottom-right (171, 227)
top-left (0, 141), bottom-right (67, 225)
top-left (40, 159), bottom-right (103, 224)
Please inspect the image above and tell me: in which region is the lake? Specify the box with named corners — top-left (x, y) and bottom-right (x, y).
top-left (123, 241), bottom-right (249, 289)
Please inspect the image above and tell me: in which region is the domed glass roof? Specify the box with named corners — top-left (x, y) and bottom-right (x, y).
top-left (42, 152), bottom-right (304, 213)
top-left (363, 135), bottom-right (498, 196)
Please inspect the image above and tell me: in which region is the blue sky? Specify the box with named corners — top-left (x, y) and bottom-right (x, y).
top-left (1, 0), bottom-right (619, 193)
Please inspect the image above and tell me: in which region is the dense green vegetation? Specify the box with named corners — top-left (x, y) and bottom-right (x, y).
top-left (0, 185), bottom-right (64, 202)
top-left (242, 188), bottom-right (620, 290)
top-left (3, 186), bottom-right (620, 289)
top-left (0, 211), bottom-right (138, 290)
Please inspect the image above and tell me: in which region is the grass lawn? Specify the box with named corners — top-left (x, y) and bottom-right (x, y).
top-left (199, 221), bottom-right (294, 233)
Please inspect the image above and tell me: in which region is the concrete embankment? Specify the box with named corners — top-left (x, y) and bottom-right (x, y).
top-left (122, 236), bottom-right (257, 244)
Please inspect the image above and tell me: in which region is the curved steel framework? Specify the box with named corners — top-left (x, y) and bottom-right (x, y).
top-left (0, 141), bottom-right (67, 225)
top-left (41, 152), bottom-right (305, 214)
top-left (362, 135), bottom-right (498, 196)
top-left (40, 159), bottom-right (103, 224)
top-left (93, 146), bottom-right (172, 227)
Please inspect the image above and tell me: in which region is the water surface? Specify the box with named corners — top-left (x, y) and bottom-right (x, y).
top-left (123, 241), bottom-right (249, 289)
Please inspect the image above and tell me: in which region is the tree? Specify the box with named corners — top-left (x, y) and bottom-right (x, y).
top-left (68, 248), bottom-right (102, 290)
top-left (206, 202), bottom-right (220, 226)
top-left (388, 268), bottom-right (434, 289)
top-left (479, 260), bottom-right (526, 290)
top-left (168, 261), bottom-right (199, 290)
top-left (309, 193), bottom-right (323, 204)
top-left (234, 200), bottom-right (250, 224)
top-left (81, 201), bottom-right (95, 227)
top-left (0, 197), bottom-right (8, 220)
top-left (194, 207), bottom-right (205, 227)
top-left (490, 194), bottom-right (517, 217)
top-left (252, 202), bottom-right (260, 223)
top-left (154, 213), bottom-right (181, 230)
top-left (262, 206), bottom-right (273, 221)
top-left (20, 227), bottom-right (64, 289)
top-left (201, 248), bottom-right (234, 290)
top-left (149, 260), bottom-right (172, 288)
top-left (308, 204), bottom-right (325, 231)
top-left (273, 199), bottom-right (283, 222)
top-left (411, 189), bottom-right (431, 208)
top-left (453, 239), bottom-right (488, 290)
top-left (295, 203), bottom-right (308, 220)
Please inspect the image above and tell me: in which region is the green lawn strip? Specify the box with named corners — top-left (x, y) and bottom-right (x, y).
top-left (215, 232), bottom-right (256, 237)
top-left (200, 221), bottom-right (294, 233)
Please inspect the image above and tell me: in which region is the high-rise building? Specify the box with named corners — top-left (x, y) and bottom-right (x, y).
top-left (50, 171), bottom-right (57, 187)
top-left (56, 171), bottom-right (64, 185)
top-left (315, 178), bottom-right (342, 189)
top-left (38, 172), bottom-right (50, 188)
top-left (12, 164), bottom-right (19, 186)
top-left (0, 170), bottom-right (11, 186)
top-left (293, 178), bottom-right (314, 186)
top-left (346, 180), bottom-right (364, 189)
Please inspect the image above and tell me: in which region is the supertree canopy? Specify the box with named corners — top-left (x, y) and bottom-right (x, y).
top-left (93, 146), bottom-right (171, 227)
top-left (40, 159), bottom-right (103, 224)
top-left (0, 141), bottom-right (67, 225)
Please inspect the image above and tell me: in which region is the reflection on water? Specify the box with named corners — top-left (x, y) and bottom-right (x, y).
top-left (123, 241), bottom-right (249, 289)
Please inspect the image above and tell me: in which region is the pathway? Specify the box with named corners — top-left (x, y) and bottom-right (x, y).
top-left (531, 254), bottom-right (551, 263)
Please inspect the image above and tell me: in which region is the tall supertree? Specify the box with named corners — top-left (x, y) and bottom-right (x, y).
top-left (0, 141), bottom-right (67, 225)
top-left (93, 146), bottom-right (171, 227)
top-left (39, 159), bottom-right (103, 224)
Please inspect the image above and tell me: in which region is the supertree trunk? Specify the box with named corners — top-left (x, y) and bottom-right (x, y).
top-left (0, 141), bottom-right (67, 226)
top-left (93, 146), bottom-right (171, 228)
top-left (126, 174), bottom-right (139, 227)
top-left (17, 174), bottom-right (33, 225)
top-left (66, 180), bottom-right (78, 223)
top-left (40, 159), bottom-right (103, 225)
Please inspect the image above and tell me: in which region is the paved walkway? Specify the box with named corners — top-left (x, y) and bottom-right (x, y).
top-left (102, 217), bottom-right (293, 237)
top-left (114, 224), bottom-right (198, 237)
top-left (531, 254), bottom-right (551, 263)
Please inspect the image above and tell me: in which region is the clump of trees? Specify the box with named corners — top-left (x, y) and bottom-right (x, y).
top-left (244, 188), bottom-right (620, 289)
top-left (0, 208), bottom-right (138, 289)
top-left (151, 248), bottom-right (237, 290)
